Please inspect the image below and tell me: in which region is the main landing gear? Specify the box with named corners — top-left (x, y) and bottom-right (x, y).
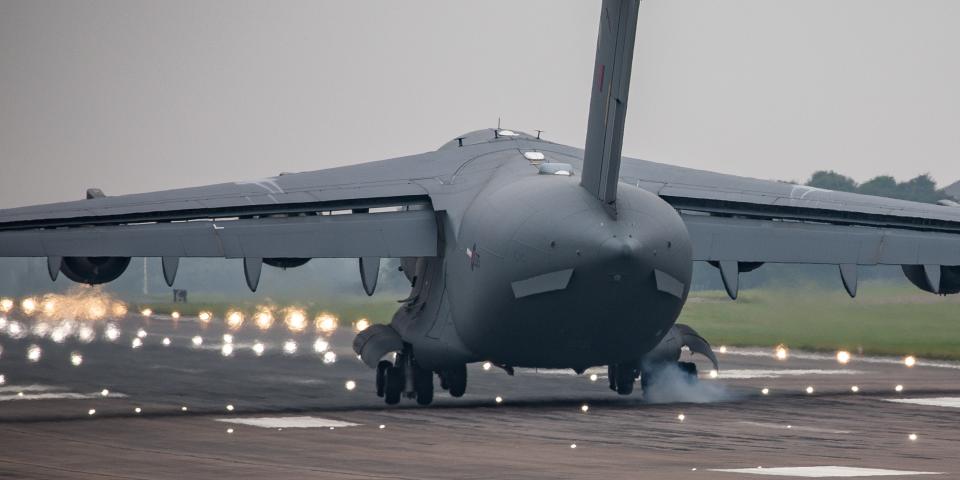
top-left (376, 347), bottom-right (467, 406)
top-left (608, 360), bottom-right (701, 396)
top-left (608, 361), bottom-right (639, 395)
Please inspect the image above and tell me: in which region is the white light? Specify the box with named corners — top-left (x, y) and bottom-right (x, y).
top-left (50, 327), bottom-right (68, 344)
top-left (221, 343), bottom-right (234, 357)
top-left (709, 369), bottom-right (719, 379)
top-left (895, 384), bottom-right (904, 392)
top-left (131, 338), bottom-right (143, 349)
top-left (7, 321), bottom-right (25, 339)
top-left (88, 409), bottom-right (96, 416)
top-left (580, 404), bottom-right (589, 413)
top-left (553, 170), bottom-right (572, 176)
top-left (345, 380), bottom-right (357, 391)
top-left (191, 336), bottom-right (203, 347)
top-left (851, 385), bottom-right (860, 393)
top-left (100, 388), bottom-right (110, 397)
top-left (589, 373), bottom-right (598, 382)
top-left (775, 345), bottom-right (789, 361)
top-left (134, 407), bottom-right (142, 414)
top-left (909, 433), bottom-right (918, 441)
top-left (171, 311), bottom-right (180, 320)
top-left (523, 151), bottom-right (545, 161)
top-left (181, 406), bottom-right (188, 412)
top-left (78, 325), bottom-right (95, 343)
top-left (678, 413), bottom-right (686, 422)
top-left (136, 328), bottom-right (147, 338)
top-left (354, 319), bottom-right (371, 332)
top-left (254, 310), bottom-right (274, 330)
top-left (227, 428), bottom-right (234, 434)
top-left (315, 313), bottom-right (338, 334)
top-left (323, 351), bottom-right (337, 364)
top-left (226, 404), bottom-right (234, 411)
top-left (313, 338), bottom-right (329, 353)
top-left (104, 323), bottom-right (120, 341)
top-left (27, 344), bottom-right (42, 362)
top-left (283, 340), bottom-right (298, 355)
top-left (482, 362), bottom-right (492, 371)
top-left (904, 356), bottom-right (917, 367)
top-left (70, 352), bottom-right (83, 366)
top-left (570, 443), bottom-right (577, 449)
top-left (162, 337), bottom-right (171, 347)
top-left (0, 298), bottom-right (13, 312)
top-left (198, 311), bottom-right (212, 323)
top-left (0, 316), bottom-right (6, 330)
top-left (21, 298), bottom-right (37, 315)
top-left (836, 350), bottom-right (851, 364)
top-left (761, 388), bottom-right (770, 395)
top-left (495, 396), bottom-right (503, 404)
top-left (222, 333), bottom-right (234, 344)
top-left (719, 345), bottom-right (728, 354)
top-left (226, 311), bottom-right (244, 330)
top-left (379, 424), bottom-right (385, 429)
top-left (805, 386), bottom-right (815, 394)
top-left (141, 308), bottom-right (152, 317)
top-left (284, 309), bottom-right (308, 332)
top-left (0, 374), bottom-right (5, 385)
top-left (252, 342), bottom-right (265, 356)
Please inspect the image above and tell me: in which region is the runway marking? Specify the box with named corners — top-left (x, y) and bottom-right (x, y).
top-left (710, 466), bottom-right (942, 477)
top-left (715, 369), bottom-right (864, 379)
top-left (724, 348), bottom-right (960, 370)
top-left (0, 384), bottom-right (65, 393)
top-left (737, 421), bottom-right (853, 434)
top-left (0, 391), bottom-right (127, 402)
top-left (885, 397), bottom-right (960, 409)
top-left (216, 416), bottom-right (360, 429)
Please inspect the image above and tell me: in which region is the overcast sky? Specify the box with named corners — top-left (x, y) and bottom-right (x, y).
top-left (1, 0), bottom-right (958, 208)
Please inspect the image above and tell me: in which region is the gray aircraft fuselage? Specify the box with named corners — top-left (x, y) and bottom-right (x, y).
top-left (393, 131), bottom-right (693, 372)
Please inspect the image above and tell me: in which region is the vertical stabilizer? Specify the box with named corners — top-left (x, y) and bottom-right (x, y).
top-left (580, 0), bottom-right (641, 214)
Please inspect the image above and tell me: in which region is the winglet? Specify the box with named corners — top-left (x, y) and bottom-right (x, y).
top-left (580, 0), bottom-right (641, 215)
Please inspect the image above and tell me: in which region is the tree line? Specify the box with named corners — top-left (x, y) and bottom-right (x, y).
top-left (805, 171), bottom-right (953, 204)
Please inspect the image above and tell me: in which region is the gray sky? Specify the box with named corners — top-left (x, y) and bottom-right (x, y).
top-left (1, 0), bottom-right (958, 208)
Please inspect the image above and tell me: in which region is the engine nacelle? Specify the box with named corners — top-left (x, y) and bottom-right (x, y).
top-left (902, 265), bottom-right (960, 295)
top-left (263, 258), bottom-right (311, 269)
top-left (60, 257), bottom-right (131, 285)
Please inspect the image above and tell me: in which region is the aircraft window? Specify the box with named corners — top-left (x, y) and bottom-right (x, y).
top-left (538, 163), bottom-right (574, 176)
top-left (524, 151), bottom-right (546, 162)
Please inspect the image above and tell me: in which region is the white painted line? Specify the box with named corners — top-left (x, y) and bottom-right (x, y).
top-left (215, 416), bottom-right (360, 429)
top-left (737, 421), bottom-right (853, 435)
top-left (710, 466), bottom-right (942, 477)
top-left (0, 392), bottom-right (127, 402)
top-left (885, 397), bottom-right (960, 409)
top-left (715, 369), bottom-right (863, 379)
top-left (0, 384), bottom-right (66, 393)
top-left (724, 348), bottom-right (960, 370)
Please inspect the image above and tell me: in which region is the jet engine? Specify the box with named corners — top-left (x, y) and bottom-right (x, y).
top-left (263, 258), bottom-right (311, 269)
top-left (60, 257), bottom-right (131, 285)
top-left (902, 265), bottom-right (960, 295)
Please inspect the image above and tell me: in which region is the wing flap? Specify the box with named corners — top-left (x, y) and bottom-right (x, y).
top-left (0, 210), bottom-right (438, 259)
top-left (684, 214), bottom-right (960, 266)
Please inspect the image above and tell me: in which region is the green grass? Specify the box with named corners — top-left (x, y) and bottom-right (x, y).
top-left (680, 284), bottom-right (960, 360)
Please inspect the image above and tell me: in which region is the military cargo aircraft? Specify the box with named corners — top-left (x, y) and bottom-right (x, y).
top-left (1, 1), bottom-right (958, 405)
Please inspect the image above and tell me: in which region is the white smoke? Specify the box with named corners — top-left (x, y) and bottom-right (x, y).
top-left (642, 363), bottom-right (737, 404)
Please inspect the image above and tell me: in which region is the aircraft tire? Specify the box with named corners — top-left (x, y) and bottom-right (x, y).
top-left (376, 360), bottom-right (391, 397)
top-left (615, 363), bottom-right (636, 395)
top-left (413, 365), bottom-right (434, 406)
top-left (447, 364), bottom-right (467, 398)
top-left (384, 365), bottom-right (404, 405)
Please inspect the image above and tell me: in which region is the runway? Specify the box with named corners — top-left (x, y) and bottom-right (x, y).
top-left (1, 313), bottom-right (958, 479)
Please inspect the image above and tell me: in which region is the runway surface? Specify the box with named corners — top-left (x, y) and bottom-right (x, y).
top-left (1, 313), bottom-right (959, 479)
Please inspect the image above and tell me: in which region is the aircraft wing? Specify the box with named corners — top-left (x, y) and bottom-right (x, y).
top-left (0, 150), bottom-right (455, 268)
top-left (618, 157), bottom-right (960, 297)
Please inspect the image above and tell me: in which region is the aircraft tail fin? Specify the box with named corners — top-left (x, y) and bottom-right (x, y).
top-left (580, 0), bottom-right (641, 214)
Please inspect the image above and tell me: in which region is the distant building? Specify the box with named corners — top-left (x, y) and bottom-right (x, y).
top-left (947, 180), bottom-right (960, 201)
